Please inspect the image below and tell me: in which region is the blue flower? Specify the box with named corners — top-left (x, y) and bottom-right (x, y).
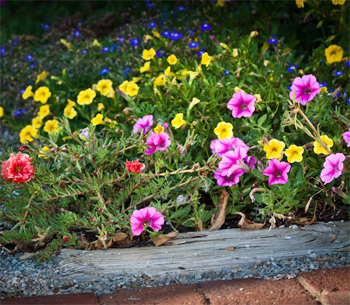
top-left (102, 46), bottom-right (109, 53)
top-left (267, 35), bottom-right (278, 45)
top-left (156, 49), bottom-right (166, 57)
top-left (148, 21), bottom-right (156, 28)
top-left (169, 30), bottom-right (182, 41)
top-left (0, 46), bottom-right (7, 56)
top-left (178, 6), bottom-right (185, 11)
top-left (200, 22), bottom-right (211, 32)
top-left (319, 82), bottom-right (327, 88)
top-left (347, 98), bottom-right (350, 105)
top-left (19, 89), bottom-right (25, 94)
top-left (100, 67), bottom-right (110, 75)
top-left (77, 21), bottom-right (83, 28)
top-left (81, 49), bottom-right (87, 55)
top-left (30, 63), bottom-right (37, 70)
top-left (189, 42), bottom-right (199, 49)
top-left (71, 30), bottom-right (80, 39)
top-left (147, 2), bottom-right (154, 9)
top-left (14, 109), bottom-right (25, 117)
top-left (159, 18), bottom-right (164, 26)
top-left (88, 107), bottom-right (92, 112)
top-left (188, 29), bottom-right (194, 35)
top-left (161, 30), bottom-right (170, 38)
top-left (333, 71), bottom-right (343, 77)
top-left (196, 48), bottom-right (206, 56)
top-left (345, 61), bottom-right (350, 67)
top-left (13, 38), bottom-right (19, 46)
top-left (287, 84), bottom-right (292, 90)
top-left (320, 59), bottom-right (324, 65)
top-left (287, 63), bottom-right (298, 72)
top-left (124, 68), bottom-right (132, 77)
top-left (24, 54), bottom-right (33, 61)
top-left (130, 38), bottom-right (139, 47)
top-left (117, 35), bottom-right (124, 43)
top-left (41, 23), bottom-right (50, 31)
top-left (329, 88), bottom-right (334, 93)
top-left (173, 12), bottom-right (177, 17)
top-left (223, 70), bottom-right (229, 76)
top-left (110, 45), bottom-right (116, 52)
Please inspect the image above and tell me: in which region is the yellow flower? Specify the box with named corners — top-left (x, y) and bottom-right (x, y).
top-left (34, 87), bottom-right (51, 104)
top-left (264, 60), bottom-right (270, 66)
top-left (44, 120), bottom-right (59, 134)
top-left (107, 90), bottom-right (115, 99)
top-left (332, 0), bottom-right (345, 4)
top-left (77, 89), bottom-right (96, 105)
top-left (32, 117), bottom-right (43, 128)
top-left (314, 135), bottom-right (333, 155)
top-left (19, 125), bottom-right (38, 144)
top-left (167, 54), bottom-right (177, 65)
top-left (38, 146), bottom-right (50, 159)
top-left (64, 106), bottom-right (77, 119)
top-left (232, 49), bottom-right (239, 57)
top-left (263, 139), bottom-right (285, 159)
top-left (299, 69), bottom-right (305, 75)
top-left (285, 145), bottom-right (304, 163)
top-left (38, 105), bottom-right (50, 119)
top-left (154, 124), bottom-right (164, 135)
top-left (143, 35), bottom-right (153, 43)
top-left (171, 113), bottom-right (187, 129)
top-left (154, 88), bottom-right (161, 96)
top-left (91, 113), bottom-right (105, 126)
top-left (132, 77), bottom-right (142, 83)
top-left (254, 94), bottom-right (262, 102)
top-left (181, 69), bottom-right (188, 77)
top-left (201, 52), bottom-right (213, 67)
top-left (98, 103), bottom-right (105, 111)
top-left (320, 86), bottom-right (328, 93)
top-left (35, 71), bottom-right (49, 84)
top-left (92, 39), bottom-right (102, 47)
top-left (0, 107), bottom-right (3, 117)
top-left (22, 86), bottom-right (34, 100)
top-left (164, 66), bottom-right (175, 77)
top-left (189, 98), bottom-right (201, 110)
top-left (104, 117), bottom-right (117, 128)
top-left (234, 87), bottom-right (245, 93)
top-left (187, 71), bottom-right (199, 82)
top-left (67, 99), bottom-right (76, 107)
top-left (214, 122), bottom-right (233, 140)
top-left (96, 79), bottom-right (113, 96)
top-left (216, 0), bottom-right (225, 7)
top-left (154, 75), bottom-right (167, 88)
top-left (295, 0), bottom-right (305, 8)
top-left (140, 61), bottom-right (150, 73)
top-left (250, 31), bottom-right (258, 38)
top-left (142, 48), bottom-right (156, 60)
top-left (152, 31), bottom-right (160, 38)
top-left (325, 45), bottom-right (343, 64)
top-left (119, 80), bottom-right (130, 94)
top-left (62, 136), bottom-right (72, 141)
top-left (126, 82), bottom-right (139, 96)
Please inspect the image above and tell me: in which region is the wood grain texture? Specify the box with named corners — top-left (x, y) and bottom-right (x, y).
top-left (52, 222), bottom-right (350, 282)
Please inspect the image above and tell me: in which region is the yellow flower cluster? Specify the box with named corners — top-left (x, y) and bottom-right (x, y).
top-left (119, 81), bottom-right (139, 96)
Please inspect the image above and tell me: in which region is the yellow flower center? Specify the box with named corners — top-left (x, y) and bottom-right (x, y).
top-left (15, 165), bottom-right (23, 174)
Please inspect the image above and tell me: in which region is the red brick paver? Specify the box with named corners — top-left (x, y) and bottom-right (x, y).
top-left (198, 278), bottom-right (318, 305)
top-left (298, 266), bottom-right (350, 305)
top-left (1, 292), bottom-right (100, 305)
top-left (99, 284), bottom-right (207, 305)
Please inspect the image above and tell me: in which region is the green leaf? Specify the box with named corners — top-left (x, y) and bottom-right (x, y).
top-left (316, 20), bottom-right (324, 29)
top-left (258, 114), bottom-right (267, 126)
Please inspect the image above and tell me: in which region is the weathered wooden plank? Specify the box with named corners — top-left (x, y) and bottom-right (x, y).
top-left (52, 222), bottom-right (350, 282)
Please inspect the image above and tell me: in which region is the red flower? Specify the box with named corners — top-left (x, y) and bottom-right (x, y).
top-left (1, 152), bottom-right (35, 184)
top-left (125, 159), bottom-right (145, 174)
top-left (18, 145), bottom-right (29, 152)
top-left (63, 236), bottom-right (70, 243)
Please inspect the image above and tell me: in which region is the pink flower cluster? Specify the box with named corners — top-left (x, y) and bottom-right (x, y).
top-left (289, 74), bottom-right (320, 105)
top-left (320, 153), bottom-right (345, 185)
top-left (133, 115), bottom-right (153, 134)
top-left (145, 132), bottom-right (171, 155)
top-left (130, 206), bottom-right (164, 236)
top-left (211, 137), bottom-right (256, 186)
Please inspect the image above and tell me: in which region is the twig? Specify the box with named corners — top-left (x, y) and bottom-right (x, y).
top-left (21, 192), bottom-right (36, 226)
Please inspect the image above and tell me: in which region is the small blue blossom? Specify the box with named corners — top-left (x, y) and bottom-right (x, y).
top-left (189, 42), bottom-right (199, 49)
top-left (169, 30), bottom-right (182, 41)
top-left (117, 35), bottom-right (124, 43)
top-left (110, 45), bottom-right (116, 52)
top-left (156, 49), bottom-right (166, 57)
top-left (287, 63), bottom-right (298, 72)
top-left (88, 107), bottom-right (92, 112)
top-left (162, 10), bottom-right (168, 18)
top-left (159, 18), bottom-right (164, 26)
top-left (222, 70), bottom-right (229, 76)
top-left (148, 21), bottom-right (156, 28)
top-left (347, 98), bottom-right (350, 105)
top-left (123, 68), bottom-right (132, 77)
top-left (14, 109), bottom-right (25, 117)
top-left (102, 46), bottom-right (109, 53)
top-left (188, 29), bottom-right (194, 35)
top-left (334, 92), bottom-right (341, 99)
top-left (196, 48), bottom-right (206, 56)
top-left (319, 82), bottom-right (327, 88)
top-left (200, 22), bottom-right (211, 32)
top-left (287, 85), bottom-right (292, 90)
top-left (130, 38), bottom-right (139, 47)
top-left (77, 21), bottom-right (83, 28)
top-left (146, 2), bottom-right (154, 9)
top-left (0, 46), bottom-right (7, 56)
top-left (41, 23), bottom-right (50, 31)
top-left (345, 61), bottom-right (350, 68)
top-left (81, 49), bottom-right (87, 55)
top-left (333, 71), bottom-right (343, 77)
top-left (178, 6), bottom-right (185, 11)
top-left (19, 89), bottom-right (25, 94)
top-left (30, 63), bottom-right (37, 70)
top-left (320, 59), bottom-right (324, 65)
top-left (173, 12), bottom-right (177, 17)
top-left (13, 38), bottom-right (19, 46)
top-left (71, 30), bottom-right (80, 39)
top-left (267, 35), bottom-right (278, 45)
top-left (24, 54), bottom-right (33, 61)
top-left (100, 67), bottom-right (110, 75)
top-left (329, 88), bottom-right (334, 93)
top-left (161, 30), bottom-right (170, 38)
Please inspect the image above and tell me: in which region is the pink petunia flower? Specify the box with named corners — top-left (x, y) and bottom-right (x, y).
top-left (227, 91), bottom-right (256, 118)
top-left (1, 152), bottom-right (35, 184)
top-left (243, 156), bottom-right (257, 170)
top-left (210, 137), bottom-right (249, 157)
top-left (342, 128), bottom-right (350, 147)
top-left (214, 168), bottom-right (245, 186)
top-left (262, 159), bottom-right (291, 185)
top-left (145, 132), bottom-right (171, 155)
top-left (218, 147), bottom-right (249, 176)
top-left (130, 206), bottom-right (165, 236)
top-left (133, 115), bottom-right (154, 134)
top-left (320, 153), bottom-right (345, 185)
top-left (289, 74), bottom-right (320, 105)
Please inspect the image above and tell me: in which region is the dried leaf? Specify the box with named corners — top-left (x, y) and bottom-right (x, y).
top-left (235, 212), bottom-right (265, 230)
top-left (316, 256), bottom-right (339, 262)
top-left (268, 215), bottom-right (276, 232)
top-left (111, 233), bottom-right (130, 245)
top-left (209, 190), bottom-right (229, 231)
top-left (151, 232), bottom-right (178, 246)
top-left (20, 253), bottom-right (37, 260)
top-left (331, 235), bottom-right (337, 243)
top-left (226, 247), bottom-right (235, 251)
top-left (289, 205), bottom-right (317, 225)
top-left (77, 234), bottom-right (93, 250)
top-left (197, 219), bottom-right (204, 231)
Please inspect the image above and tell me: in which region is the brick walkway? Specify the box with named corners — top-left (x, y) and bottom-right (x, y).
top-left (2, 267), bottom-right (349, 305)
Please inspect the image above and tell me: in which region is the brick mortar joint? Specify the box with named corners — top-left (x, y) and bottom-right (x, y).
top-left (296, 275), bottom-right (325, 305)
top-left (196, 283), bottom-right (211, 305)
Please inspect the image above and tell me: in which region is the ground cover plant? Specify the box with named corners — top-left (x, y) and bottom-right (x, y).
top-left (0, 0), bottom-right (349, 262)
